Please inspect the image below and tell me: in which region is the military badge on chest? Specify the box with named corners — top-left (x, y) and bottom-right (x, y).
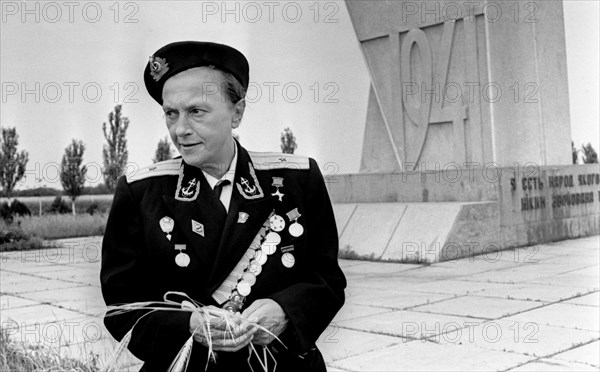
top-left (160, 216), bottom-right (192, 267)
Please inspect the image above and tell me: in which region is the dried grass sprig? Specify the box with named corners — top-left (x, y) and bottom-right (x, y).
top-left (102, 291), bottom-right (286, 372)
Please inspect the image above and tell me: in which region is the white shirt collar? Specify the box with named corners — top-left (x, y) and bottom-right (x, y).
top-left (202, 143), bottom-right (237, 188)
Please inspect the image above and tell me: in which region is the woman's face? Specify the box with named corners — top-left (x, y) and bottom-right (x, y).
top-left (162, 67), bottom-right (244, 170)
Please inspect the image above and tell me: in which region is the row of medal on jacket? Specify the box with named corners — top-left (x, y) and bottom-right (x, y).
top-left (222, 212), bottom-right (297, 312)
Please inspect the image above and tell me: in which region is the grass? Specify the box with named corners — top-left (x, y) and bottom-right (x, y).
top-left (1, 213), bottom-right (107, 252)
top-left (11, 213), bottom-right (108, 240)
top-left (0, 327), bottom-right (100, 372)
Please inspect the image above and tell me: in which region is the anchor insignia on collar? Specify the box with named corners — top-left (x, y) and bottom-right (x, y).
top-left (237, 162), bottom-right (264, 200)
top-left (175, 164), bottom-right (200, 201)
top-left (181, 179), bottom-right (197, 197)
top-left (240, 177), bottom-right (257, 195)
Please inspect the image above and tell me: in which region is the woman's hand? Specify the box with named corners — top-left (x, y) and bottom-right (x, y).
top-left (242, 299), bottom-right (288, 346)
top-left (189, 306), bottom-right (256, 352)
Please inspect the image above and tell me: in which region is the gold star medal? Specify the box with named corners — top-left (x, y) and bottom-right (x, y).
top-left (286, 208), bottom-right (304, 237)
top-left (174, 244), bottom-right (190, 267)
top-left (271, 177), bottom-right (284, 202)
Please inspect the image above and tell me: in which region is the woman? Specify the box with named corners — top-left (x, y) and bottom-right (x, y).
top-left (101, 41), bottom-right (346, 371)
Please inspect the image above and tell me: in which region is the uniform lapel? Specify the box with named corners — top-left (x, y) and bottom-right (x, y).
top-left (208, 143), bottom-right (276, 293)
top-left (162, 162), bottom-right (227, 289)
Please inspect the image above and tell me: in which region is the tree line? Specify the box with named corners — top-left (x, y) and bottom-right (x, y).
top-left (0, 105), bottom-right (300, 213)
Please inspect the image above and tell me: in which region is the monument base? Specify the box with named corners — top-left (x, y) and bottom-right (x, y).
top-left (327, 165), bottom-right (600, 263)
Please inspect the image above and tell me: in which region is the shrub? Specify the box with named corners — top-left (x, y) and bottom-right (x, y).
top-left (0, 202), bottom-right (11, 220)
top-left (86, 201), bottom-right (99, 215)
top-left (48, 196), bottom-right (72, 214)
top-left (0, 225), bottom-right (30, 244)
top-left (9, 199), bottom-right (31, 217)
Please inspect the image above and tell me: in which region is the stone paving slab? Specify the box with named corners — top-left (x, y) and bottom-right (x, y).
top-left (430, 318), bottom-right (599, 358)
top-left (19, 285), bottom-right (99, 304)
top-left (470, 283), bottom-right (597, 303)
top-left (409, 295), bottom-right (548, 320)
top-left (317, 327), bottom-right (403, 363)
top-left (564, 291), bottom-right (600, 307)
top-left (336, 309), bottom-right (487, 340)
top-left (0, 294), bottom-right (41, 310)
top-left (36, 270), bottom-right (101, 287)
top-left (529, 273), bottom-right (600, 290)
top-left (332, 303), bottom-right (395, 322)
top-left (2, 274), bottom-right (87, 294)
top-left (455, 265), bottom-right (564, 284)
top-left (341, 261), bottom-right (420, 277)
top-left (330, 340), bottom-right (535, 371)
top-left (404, 279), bottom-right (515, 296)
top-left (552, 340), bottom-right (600, 367)
top-left (510, 358), bottom-right (600, 371)
top-left (21, 266), bottom-right (97, 282)
top-left (1, 262), bottom-right (73, 274)
top-left (2, 304), bottom-right (86, 326)
top-left (346, 288), bottom-right (457, 310)
top-left (504, 303), bottom-right (600, 332)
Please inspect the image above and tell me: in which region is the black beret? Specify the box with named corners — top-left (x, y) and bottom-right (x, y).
top-left (144, 41), bottom-right (249, 105)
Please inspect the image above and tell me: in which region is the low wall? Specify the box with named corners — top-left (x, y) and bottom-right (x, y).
top-left (326, 164), bottom-right (599, 262)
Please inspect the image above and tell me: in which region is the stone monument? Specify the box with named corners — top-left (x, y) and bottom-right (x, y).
top-left (328, 0), bottom-right (599, 262)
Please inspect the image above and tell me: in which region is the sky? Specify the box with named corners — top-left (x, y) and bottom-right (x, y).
top-left (1, 0), bottom-right (598, 190)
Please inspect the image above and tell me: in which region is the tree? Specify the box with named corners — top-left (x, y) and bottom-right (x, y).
top-left (60, 139), bottom-right (87, 214)
top-left (280, 127), bottom-right (297, 154)
top-left (102, 104), bottom-right (129, 191)
top-left (0, 127), bottom-right (29, 197)
top-left (572, 141), bottom-right (578, 164)
top-left (153, 136), bottom-right (173, 163)
top-left (581, 143), bottom-right (599, 164)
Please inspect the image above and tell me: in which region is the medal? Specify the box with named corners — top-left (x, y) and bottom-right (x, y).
top-left (242, 272), bottom-right (257, 285)
top-left (281, 253), bottom-right (295, 268)
top-left (271, 177), bottom-right (285, 202)
top-left (160, 217), bottom-right (174, 240)
top-left (254, 249), bottom-right (268, 265)
top-left (264, 232), bottom-right (281, 244)
top-left (175, 253), bottom-right (190, 267)
top-left (261, 242), bottom-right (277, 255)
top-left (289, 222), bottom-right (304, 237)
top-left (269, 215), bottom-right (285, 232)
top-left (237, 281), bottom-right (251, 296)
top-left (174, 244), bottom-right (190, 267)
top-left (245, 249), bottom-right (255, 260)
top-left (249, 262), bottom-right (262, 275)
top-left (286, 208), bottom-right (304, 237)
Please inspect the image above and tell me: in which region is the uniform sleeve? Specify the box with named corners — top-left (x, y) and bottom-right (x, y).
top-left (100, 176), bottom-right (191, 368)
top-left (267, 158), bottom-right (346, 352)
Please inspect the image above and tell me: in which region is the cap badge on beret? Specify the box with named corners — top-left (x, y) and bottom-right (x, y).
top-left (148, 56), bottom-right (169, 81)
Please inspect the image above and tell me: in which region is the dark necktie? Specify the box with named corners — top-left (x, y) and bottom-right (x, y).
top-left (213, 180), bottom-right (230, 213)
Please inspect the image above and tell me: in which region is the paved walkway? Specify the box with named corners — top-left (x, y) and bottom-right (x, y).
top-left (1, 236), bottom-right (599, 371)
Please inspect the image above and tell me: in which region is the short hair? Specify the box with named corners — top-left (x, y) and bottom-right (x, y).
top-left (207, 65), bottom-right (247, 104)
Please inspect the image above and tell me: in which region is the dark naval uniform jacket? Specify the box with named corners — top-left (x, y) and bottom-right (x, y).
top-left (100, 141), bottom-right (346, 371)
